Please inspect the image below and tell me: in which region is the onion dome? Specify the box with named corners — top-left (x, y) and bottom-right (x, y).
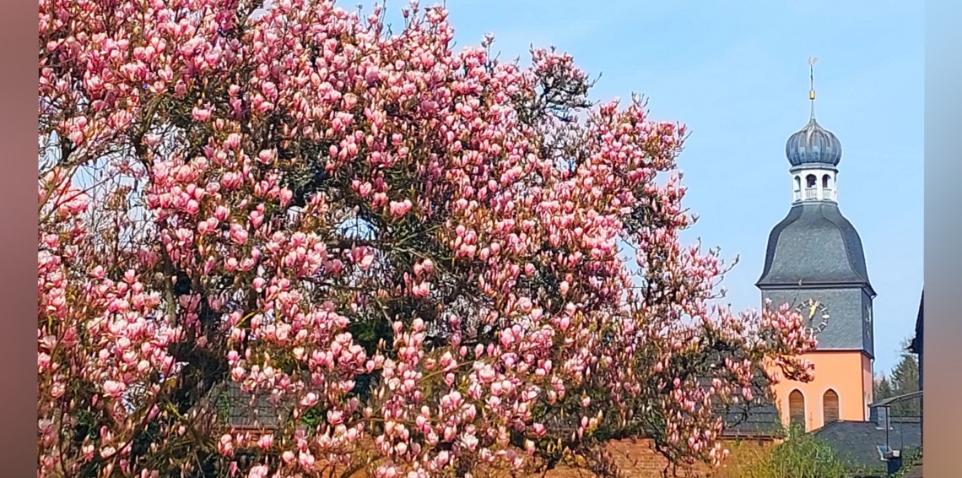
top-left (785, 118), bottom-right (842, 167)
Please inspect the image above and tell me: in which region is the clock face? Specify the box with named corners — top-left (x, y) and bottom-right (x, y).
top-left (795, 298), bottom-right (830, 335)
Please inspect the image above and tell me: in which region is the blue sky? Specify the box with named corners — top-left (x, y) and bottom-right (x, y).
top-left (432, 0), bottom-right (923, 375)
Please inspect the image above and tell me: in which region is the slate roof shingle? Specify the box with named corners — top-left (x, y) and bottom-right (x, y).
top-left (813, 419), bottom-right (921, 473)
top-left (757, 202), bottom-right (873, 292)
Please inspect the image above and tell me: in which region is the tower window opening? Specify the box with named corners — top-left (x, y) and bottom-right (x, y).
top-left (821, 174), bottom-right (833, 200)
top-left (789, 390), bottom-right (806, 430)
top-left (804, 175), bottom-right (818, 200)
top-left (823, 389), bottom-right (840, 424)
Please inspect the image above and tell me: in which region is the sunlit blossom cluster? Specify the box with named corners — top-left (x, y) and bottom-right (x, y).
top-left (38, 0), bottom-right (815, 476)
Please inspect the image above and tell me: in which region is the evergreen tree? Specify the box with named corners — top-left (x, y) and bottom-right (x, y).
top-left (875, 339), bottom-right (921, 417)
top-left (875, 374), bottom-right (894, 401)
top-left (890, 351), bottom-right (921, 416)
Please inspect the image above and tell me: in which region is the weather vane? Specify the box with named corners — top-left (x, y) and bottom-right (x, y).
top-left (808, 56), bottom-right (818, 118)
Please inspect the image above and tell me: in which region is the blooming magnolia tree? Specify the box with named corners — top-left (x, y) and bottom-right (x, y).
top-left (37, 0), bottom-right (816, 477)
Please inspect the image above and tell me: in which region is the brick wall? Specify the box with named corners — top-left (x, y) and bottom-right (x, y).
top-left (538, 439), bottom-right (706, 478)
top-left (239, 437), bottom-right (773, 477)
top-left (462, 438), bottom-right (770, 477)
top-left (536, 438), bottom-right (737, 478)
top-left (513, 438), bottom-right (773, 478)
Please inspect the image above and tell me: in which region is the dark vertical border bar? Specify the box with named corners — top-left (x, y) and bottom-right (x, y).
top-left (925, 1), bottom-right (962, 476)
top-left (0, 0), bottom-right (37, 476)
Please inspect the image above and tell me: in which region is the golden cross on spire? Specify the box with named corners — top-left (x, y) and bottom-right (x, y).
top-left (808, 56), bottom-right (818, 119)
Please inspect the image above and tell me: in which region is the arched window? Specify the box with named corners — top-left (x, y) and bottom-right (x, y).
top-left (823, 389), bottom-right (840, 424)
top-left (789, 390), bottom-right (806, 430)
top-left (822, 174), bottom-right (830, 188)
top-left (803, 175), bottom-right (818, 200)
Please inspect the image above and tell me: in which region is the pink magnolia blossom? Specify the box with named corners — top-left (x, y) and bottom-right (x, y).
top-left (389, 199), bottom-right (413, 218)
top-left (37, 1), bottom-right (814, 477)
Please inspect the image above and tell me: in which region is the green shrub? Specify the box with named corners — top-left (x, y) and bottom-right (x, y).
top-left (716, 426), bottom-right (850, 478)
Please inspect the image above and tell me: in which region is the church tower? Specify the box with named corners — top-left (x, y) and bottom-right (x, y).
top-left (758, 60), bottom-right (876, 432)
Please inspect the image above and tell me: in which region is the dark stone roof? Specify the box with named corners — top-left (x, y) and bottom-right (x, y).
top-left (786, 117), bottom-right (842, 166)
top-left (757, 202), bottom-right (874, 295)
top-left (215, 380), bottom-right (783, 441)
top-left (870, 391), bottom-right (923, 409)
top-left (814, 420), bottom-right (921, 472)
top-left (913, 291), bottom-right (923, 395)
top-left (720, 400), bottom-right (782, 438)
top-left (909, 292), bottom-right (923, 355)
top-left (214, 381), bottom-right (293, 430)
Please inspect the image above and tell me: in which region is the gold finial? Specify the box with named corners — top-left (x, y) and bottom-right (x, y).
top-left (808, 57), bottom-right (818, 119)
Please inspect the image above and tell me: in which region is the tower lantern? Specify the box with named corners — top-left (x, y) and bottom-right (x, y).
top-left (786, 57), bottom-right (842, 203)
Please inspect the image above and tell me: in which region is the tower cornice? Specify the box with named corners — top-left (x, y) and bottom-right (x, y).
top-left (755, 280), bottom-right (877, 298)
